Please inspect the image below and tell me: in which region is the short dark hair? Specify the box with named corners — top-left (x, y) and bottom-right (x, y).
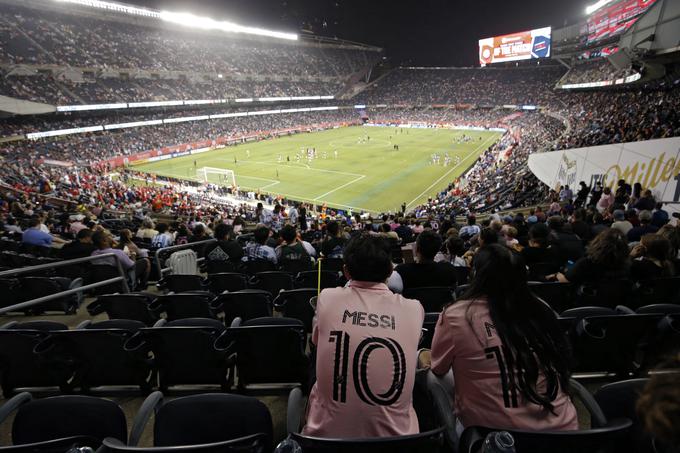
top-left (344, 234), bottom-right (392, 282)
top-left (326, 221), bottom-right (340, 236)
top-left (253, 226), bottom-right (270, 244)
top-left (280, 224), bottom-right (297, 243)
top-left (76, 229), bottom-right (93, 240)
top-left (92, 231), bottom-right (109, 248)
top-left (214, 223), bottom-right (232, 240)
top-left (156, 223), bottom-right (168, 234)
top-left (28, 217), bottom-right (40, 228)
top-left (416, 230), bottom-right (442, 261)
top-left (528, 223), bottom-right (550, 247)
top-left (479, 227), bottom-right (499, 246)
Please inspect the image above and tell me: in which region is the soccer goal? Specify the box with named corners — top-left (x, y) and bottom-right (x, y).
top-left (196, 167), bottom-right (237, 186)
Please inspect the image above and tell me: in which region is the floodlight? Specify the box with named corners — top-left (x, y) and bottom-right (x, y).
top-left (53, 0), bottom-right (160, 18)
top-left (159, 10), bottom-right (298, 41)
top-left (585, 0), bottom-right (614, 15)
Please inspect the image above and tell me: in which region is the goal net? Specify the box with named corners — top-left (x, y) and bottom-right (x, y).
top-left (196, 167), bottom-right (237, 187)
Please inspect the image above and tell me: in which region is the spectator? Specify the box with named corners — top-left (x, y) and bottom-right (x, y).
top-left (151, 223), bottom-right (174, 249)
top-left (321, 221), bottom-right (346, 259)
top-left (553, 229), bottom-right (629, 285)
top-left (68, 214), bottom-right (88, 235)
top-left (276, 224), bottom-right (314, 263)
top-left (637, 353), bottom-right (680, 451)
top-left (435, 236), bottom-right (467, 267)
top-left (559, 185), bottom-right (573, 202)
top-left (118, 229), bottom-right (150, 288)
top-left (459, 215), bottom-right (481, 240)
top-left (424, 244), bottom-right (577, 431)
top-left (243, 225), bottom-right (277, 264)
top-left (303, 234), bottom-right (424, 437)
top-left (596, 187), bottom-right (613, 213)
top-left (575, 181), bottom-right (590, 207)
top-left (634, 190), bottom-right (656, 212)
top-left (188, 224), bottom-right (209, 243)
top-left (203, 223), bottom-right (244, 270)
top-left (651, 203), bottom-right (670, 228)
top-left (628, 210), bottom-right (660, 243)
top-left (547, 216), bottom-right (584, 265)
top-left (630, 234), bottom-right (675, 280)
top-left (21, 217), bottom-right (53, 249)
top-left (136, 219), bottom-right (158, 240)
top-left (395, 230), bottom-right (458, 289)
top-left (59, 228), bottom-right (95, 259)
top-left (91, 230), bottom-right (142, 290)
top-left (610, 209), bottom-right (633, 236)
top-left (521, 223), bottom-right (559, 268)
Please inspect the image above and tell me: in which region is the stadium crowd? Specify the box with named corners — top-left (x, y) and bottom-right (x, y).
top-left (559, 58), bottom-right (640, 86)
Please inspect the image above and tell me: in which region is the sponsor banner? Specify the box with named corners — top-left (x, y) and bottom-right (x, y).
top-left (587, 0), bottom-right (658, 43)
top-left (528, 137), bottom-right (680, 211)
top-left (479, 26), bottom-right (551, 67)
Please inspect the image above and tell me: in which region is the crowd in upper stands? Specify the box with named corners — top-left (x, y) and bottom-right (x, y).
top-left (559, 58), bottom-right (640, 86)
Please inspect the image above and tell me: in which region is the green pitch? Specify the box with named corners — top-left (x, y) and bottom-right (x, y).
top-left (133, 126), bottom-right (502, 213)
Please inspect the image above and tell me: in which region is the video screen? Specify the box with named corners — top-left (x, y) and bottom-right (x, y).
top-left (479, 27), bottom-right (552, 67)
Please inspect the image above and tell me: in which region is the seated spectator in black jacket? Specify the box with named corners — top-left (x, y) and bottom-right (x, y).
top-left (521, 223), bottom-right (559, 268)
top-left (570, 209), bottom-right (591, 243)
top-left (59, 229), bottom-right (95, 259)
top-left (552, 229), bottom-right (629, 285)
top-left (547, 216), bottom-right (584, 265)
top-left (320, 221), bottom-right (346, 258)
top-left (203, 223), bottom-right (243, 272)
top-left (628, 210), bottom-right (659, 243)
top-left (630, 234), bottom-right (675, 280)
top-left (395, 230), bottom-right (458, 289)
top-left (634, 190), bottom-right (657, 212)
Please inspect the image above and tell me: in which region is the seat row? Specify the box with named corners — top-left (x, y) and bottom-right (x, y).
top-left (0, 317), bottom-right (309, 397)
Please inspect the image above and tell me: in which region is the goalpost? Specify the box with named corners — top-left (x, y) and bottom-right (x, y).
top-left (196, 167), bottom-right (237, 187)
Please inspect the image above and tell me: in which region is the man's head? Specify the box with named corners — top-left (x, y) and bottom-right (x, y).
top-left (253, 225), bottom-right (270, 244)
top-left (547, 216), bottom-right (564, 232)
top-left (326, 221), bottom-right (340, 237)
top-left (214, 223), bottom-right (233, 241)
top-left (639, 210), bottom-right (653, 225)
top-left (156, 223), bottom-right (168, 234)
top-left (77, 228), bottom-right (93, 244)
top-left (528, 223), bottom-right (549, 248)
top-left (280, 224), bottom-right (298, 243)
top-left (92, 231), bottom-right (112, 249)
top-left (467, 215), bottom-right (477, 226)
top-left (344, 234), bottom-right (393, 283)
top-left (415, 230), bottom-right (442, 262)
top-left (613, 210), bottom-right (625, 222)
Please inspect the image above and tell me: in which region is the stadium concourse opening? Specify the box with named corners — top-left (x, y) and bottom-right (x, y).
top-left (133, 126), bottom-right (503, 214)
top-left (0, 0), bottom-right (679, 450)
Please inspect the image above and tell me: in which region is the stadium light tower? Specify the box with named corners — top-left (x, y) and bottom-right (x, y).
top-left (585, 0), bottom-right (615, 15)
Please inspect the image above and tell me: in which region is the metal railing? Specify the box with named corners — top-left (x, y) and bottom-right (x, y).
top-left (154, 239), bottom-right (216, 277)
top-left (0, 253), bottom-right (130, 315)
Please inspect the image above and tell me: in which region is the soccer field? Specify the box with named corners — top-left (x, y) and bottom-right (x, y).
top-left (133, 126), bottom-right (502, 213)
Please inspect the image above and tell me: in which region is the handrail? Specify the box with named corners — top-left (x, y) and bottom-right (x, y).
top-left (154, 239), bottom-right (216, 277)
top-left (0, 253), bottom-right (130, 315)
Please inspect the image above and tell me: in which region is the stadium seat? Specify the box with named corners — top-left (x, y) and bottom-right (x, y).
top-left (88, 265), bottom-right (128, 295)
top-left (630, 277), bottom-right (680, 308)
top-left (317, 258), bottom-right (344, 273)
top-left (207, 272), bottom-right (249, 294)
top-left (217, 317), bottom-right (309, 394)
top-left (212, 290), bottom-right (273, 326)
top-left (149, 293), bottom-right (219, 322)
top-left (575, 279), bottom-right (634, 309)
top-left (249, 271), bottom-right (294, 296)
top-left (0, 278), bottom-right (22, 310)
top-left (402, 287), bottom-right (455, 312)
top-left (120, 391), bottom-right (272, 451)
top-left (0, 392), bottom-right (127, 450)
top-left (420, 312), bottom-right (440, 349)
top-left (0, 321), bottom-right (69, 397)
top-left (273, 289), bottom-right (317, 333)
top-left (529, 282), bottom-right (576, 313)
top-left (452, 267), bottom-right (470, 285)
top-left (33, 320), bottom-right (153, 394)
top-left (243, 260), bottom-right (276, 275)
top-left (205, 260), bottom-right (239, 275)
top-left (295, 270), bottom-right (339, 290)
top-left (279, 258), bottom-right (313, 274)
top-left (594, 379), bottom-right (654, 453)
top-left (19, 276), bottom-right (83, 315)
top-left (87, 293), bottom-right (160, 326)
top-left (527, 262), bottom-right (561, 282)
top-left (157, 274), bottom-right (205, 293)
top-left (124, 318), bottom-right (229, 392)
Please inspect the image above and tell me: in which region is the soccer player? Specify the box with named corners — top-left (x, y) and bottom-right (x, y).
top-left (302, 234), bottom-right (423, 438)
top-left (246, 150), bottom-right (250, 158)
top-left (334, 150), bottom-right (338, 159)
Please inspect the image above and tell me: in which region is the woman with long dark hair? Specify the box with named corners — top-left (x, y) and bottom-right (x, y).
top-left (425, 244), bottom-right (578, 430)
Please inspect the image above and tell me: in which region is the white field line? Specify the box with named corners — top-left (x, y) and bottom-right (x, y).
top-left (314, 175), bottom-right (366, 201)
top-left (405, 134), bottom-right (501, 209)
top-left (260, 181), bottom-right (281, 190)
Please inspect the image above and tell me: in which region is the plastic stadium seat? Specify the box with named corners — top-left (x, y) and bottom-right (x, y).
top-left (87, 293), bottom-right (159, 326)
top-left (527, 262), bottom-right (561, 282)
top-left (287, 428), bottom-right (446, 453)
top-left (157, 274), bottom-right (205, 293)
top-left (595, 379), bottom-right (654, 453)
top-left (273, 289), bottom-right (317, 333)
top-left (279, 258), bottom-right (313, 274)
top-left (295, 270), bottom-right (339, 290)
top-left (88, 265), bottom-right (128, 295)
top-left (635, 304), bottom-right (680, 315)
top-left (452, 267), bottom-right (470, 285)
top-left (120, 392), bottom-right (272, 450)
top-left (212, 290), bottom-right (273, 326)
top-left (317, 258), bottom-right (344, 273)
top-left (217, 317), bottom-right (309, 393)
top-left (149, 293), bottom-right (219, 322)
top-left (243, 259), bottom-right (276, 275)
top-left (249, 271), bottom-right (294, 296)
top-left (639, 313), bottom-right (680, 371)
top-left (529, 282), bottom-right (576, 313)
top-left (0, 278), bottom-right (22, 310)
top-left (205, 259), bottom-right (239, 275)
top-left (0, 392), bottom-right (127, 450)
top-left (630, 277), bottom-right (680, 308)
top-left (0, 322), bottom-right (69, 397)
top-left (19, 276), bottom-right (83, 315)
top-left (207, 272), bottom-right (249, 294)
top-left (124, 319), bottom-right (229, 392)
top-left (402, 287), bottom-right (455, 312)
top-left (101, 435), bottom-right (267, 453)
top-left (575, 279), bottom-right (634, 309)
top-left (33, 320), bottom-right (153, 393)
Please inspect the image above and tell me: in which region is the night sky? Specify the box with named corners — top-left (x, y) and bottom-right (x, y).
top-left (129, 0), bottom-right (594, 66)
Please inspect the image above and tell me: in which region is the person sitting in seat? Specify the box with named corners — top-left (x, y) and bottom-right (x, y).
top-left (91, 230), bottom-right (146, 291)
top-left (320, 220), bottom-right (346, 259)
top-left (395, 230), bottom-right (459, 289)
top-left (630, 234), bottom-right (675, 281)
top-left (59, 228), bottom-right (95, 259)
top-left (303, 234), bottom-right (424, 438)
top-left (276, 224), bottom-right (315, 264)
top-left (203, 223), bottom-right (244, 271)
top-left (422, 244), bottom-right (578, 431)
top-left (242, 225), bottom-right (277, 264)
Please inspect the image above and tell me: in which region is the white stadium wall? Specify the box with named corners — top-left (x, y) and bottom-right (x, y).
top-left (528, 137), bottom-right (680, 211)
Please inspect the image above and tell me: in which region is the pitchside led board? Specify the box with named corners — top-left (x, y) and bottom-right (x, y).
top-left (479, 27), bottom-right (552, 67)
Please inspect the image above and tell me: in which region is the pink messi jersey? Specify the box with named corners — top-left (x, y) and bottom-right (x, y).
top-left (303, 281), bottom-right (425, 438)
top-left (430, 298), bottom-right (578, 431)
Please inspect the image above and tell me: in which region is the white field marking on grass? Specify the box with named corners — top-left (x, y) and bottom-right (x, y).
top-left (260, 181), bottom-right (281, 190)
top-left (231, 159), bottom-right (366, 178)
top-left (313, 175), bottom-right (366, 201)
top-left (405, 133), bottom-right (501, 209)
